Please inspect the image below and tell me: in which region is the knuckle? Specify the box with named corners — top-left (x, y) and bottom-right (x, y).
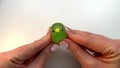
top-left (8, 55), bottom-right (23, 64)
top-left (86, 33), bottom-right (94, 40)
top-left (104, 40), bottom-right (120, 56)
top-left (6, 52), bottom-right (24, 64)
top-left (85, 32), bottom-right (92, 36)
top-left (86, 60), bottom-right (101, 68)
top-left (86, 33), bottom-right (95, 45)
top-left (86, 61), bottom-right (95, 67)
top-left (107, 40), bottom-right (120, 49)
top-left (72, 47), bottom-right (80, 57)
top-left (114, 39), bottom-right (120, 45)
top-left (41, 49), bottom-right (50, 58)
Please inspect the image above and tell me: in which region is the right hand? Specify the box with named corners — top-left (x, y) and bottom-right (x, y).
top-left (60, 28), bottom-right (120, 68)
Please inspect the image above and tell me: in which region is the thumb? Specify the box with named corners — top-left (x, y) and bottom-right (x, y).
top-left (60, 39), bottom-right (98, 66)
top-left (7, 28), bottom-right (51, 64)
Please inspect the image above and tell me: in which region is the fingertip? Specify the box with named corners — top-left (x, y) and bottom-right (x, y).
top-left (60, 41), bottom-right (69, 49)
top-left (44, 27), bottom-right (52, 40)
top-left (62, 39), bottom-right (80, 53)
top-left (60, 39), bottom-right (74, 50)
top-left (47, 27), bottom-right (51, 35)
top-left (65, 26), bottom-right (74, 35)
top-left (65, 30), bottom-right (76, 41)
top-left (65, 26), bottom-right (71, 31)
top-left (50, 44), bottom-right (59, 52)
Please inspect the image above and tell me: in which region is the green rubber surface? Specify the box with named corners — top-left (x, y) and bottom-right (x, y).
top-left (51, 22), bottom-right (67, 44)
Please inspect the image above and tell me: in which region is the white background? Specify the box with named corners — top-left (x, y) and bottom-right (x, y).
top-left (0, 0), bottom-right (120, 68)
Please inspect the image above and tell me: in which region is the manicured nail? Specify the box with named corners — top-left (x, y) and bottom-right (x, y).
top-left (51, 44), bottom-right (59, 52)
top-left (60, 41), bottom-right (68, 49)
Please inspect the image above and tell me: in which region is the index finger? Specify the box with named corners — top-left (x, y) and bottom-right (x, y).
top-left (66, 28), bottom-right (112, 53)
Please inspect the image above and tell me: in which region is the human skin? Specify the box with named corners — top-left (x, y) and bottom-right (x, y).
top-left (60, 27), bottom-right (120, 68)
top-left (0, 28), bottom-right (59, 68)
top-left (0, 27), bottom-right (120, 68)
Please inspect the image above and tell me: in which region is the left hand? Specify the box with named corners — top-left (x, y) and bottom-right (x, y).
top-left (0, 28), bottom-right (58, 68)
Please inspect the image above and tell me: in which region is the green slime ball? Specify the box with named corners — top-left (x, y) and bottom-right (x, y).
top-left (51, 22), bottom-right (67, 43)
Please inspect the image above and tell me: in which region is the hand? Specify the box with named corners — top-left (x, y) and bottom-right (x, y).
top-left (60, 28), bottom-right (120, 68)
top-left (0, 28), bottom-right (59, 68)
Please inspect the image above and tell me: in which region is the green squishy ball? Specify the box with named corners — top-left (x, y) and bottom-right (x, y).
top-left (51, 22), bottom-right (67, 44)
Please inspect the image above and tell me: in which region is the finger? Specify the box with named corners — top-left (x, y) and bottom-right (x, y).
top-left (27, 43), bottom-right (59, 68)
top-left (8, 28), bottom-right (52, 64)
top-left (24, 43), bottom-right (59, 66)
top-left (66, 28), bottom-right (112, 53)
top-left (60, 39), bottom-right (98, 66)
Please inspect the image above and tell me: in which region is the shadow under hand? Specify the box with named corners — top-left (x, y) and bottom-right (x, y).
top-left (45, 46), bottom-right (82, 68)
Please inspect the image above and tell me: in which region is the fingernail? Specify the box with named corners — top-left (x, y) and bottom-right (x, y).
top-left (51, 44), bottom-right (59, 52)
top-left (65, 27), bottom-right (70, 32)
top-left (60, 41), bottom-right (68, 49)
